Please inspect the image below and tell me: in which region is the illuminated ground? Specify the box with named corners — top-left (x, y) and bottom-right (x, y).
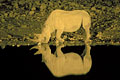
top-left (0, 0), bottom-right (120, 49)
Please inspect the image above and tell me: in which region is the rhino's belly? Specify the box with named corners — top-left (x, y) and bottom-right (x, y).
top-left (64, 25), bottom-right (81, 32)
top-left (63, 18), bottom-right (82, 32)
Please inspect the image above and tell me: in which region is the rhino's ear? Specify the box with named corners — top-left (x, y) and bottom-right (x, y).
top-left (40, 36), bottom-right (46, 43)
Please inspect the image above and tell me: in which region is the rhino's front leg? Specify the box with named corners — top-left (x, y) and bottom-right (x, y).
top-left (55, 44), bottom-right (65, 57)
top-left (43, 32), bottom-right (51, 43)
top-left (56, 29), bottom-right (64, 44)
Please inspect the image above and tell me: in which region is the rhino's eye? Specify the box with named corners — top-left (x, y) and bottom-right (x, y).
top-left (41, 37), bottom-right (46, 42)
top-left (43, 37), bottom-right (46, 41)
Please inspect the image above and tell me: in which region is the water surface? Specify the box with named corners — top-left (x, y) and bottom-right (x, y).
top-left (0, 45), bottom-right (119, 79)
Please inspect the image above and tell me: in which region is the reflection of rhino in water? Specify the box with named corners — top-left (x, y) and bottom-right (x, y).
top-left (31, 44), bottom-right (92, 77)
top-left (30, 9), bottom-right (91, 45)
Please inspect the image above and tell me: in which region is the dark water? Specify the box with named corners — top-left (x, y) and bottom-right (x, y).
top-left (0, 45), bottom-right (119, 80)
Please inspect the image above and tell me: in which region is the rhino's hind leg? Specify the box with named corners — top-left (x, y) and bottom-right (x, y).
top-left (84, 25), bottom-right (92, 45)
top-left (56, 29), bottom-right (64, 44)
top-left (83, 44), bottom-right (92, 74)
top-left (83, 21), bottom-right (92, 45)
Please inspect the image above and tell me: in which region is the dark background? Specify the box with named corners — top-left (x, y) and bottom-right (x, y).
top-left (0, 45), bottom-right (119, 80)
